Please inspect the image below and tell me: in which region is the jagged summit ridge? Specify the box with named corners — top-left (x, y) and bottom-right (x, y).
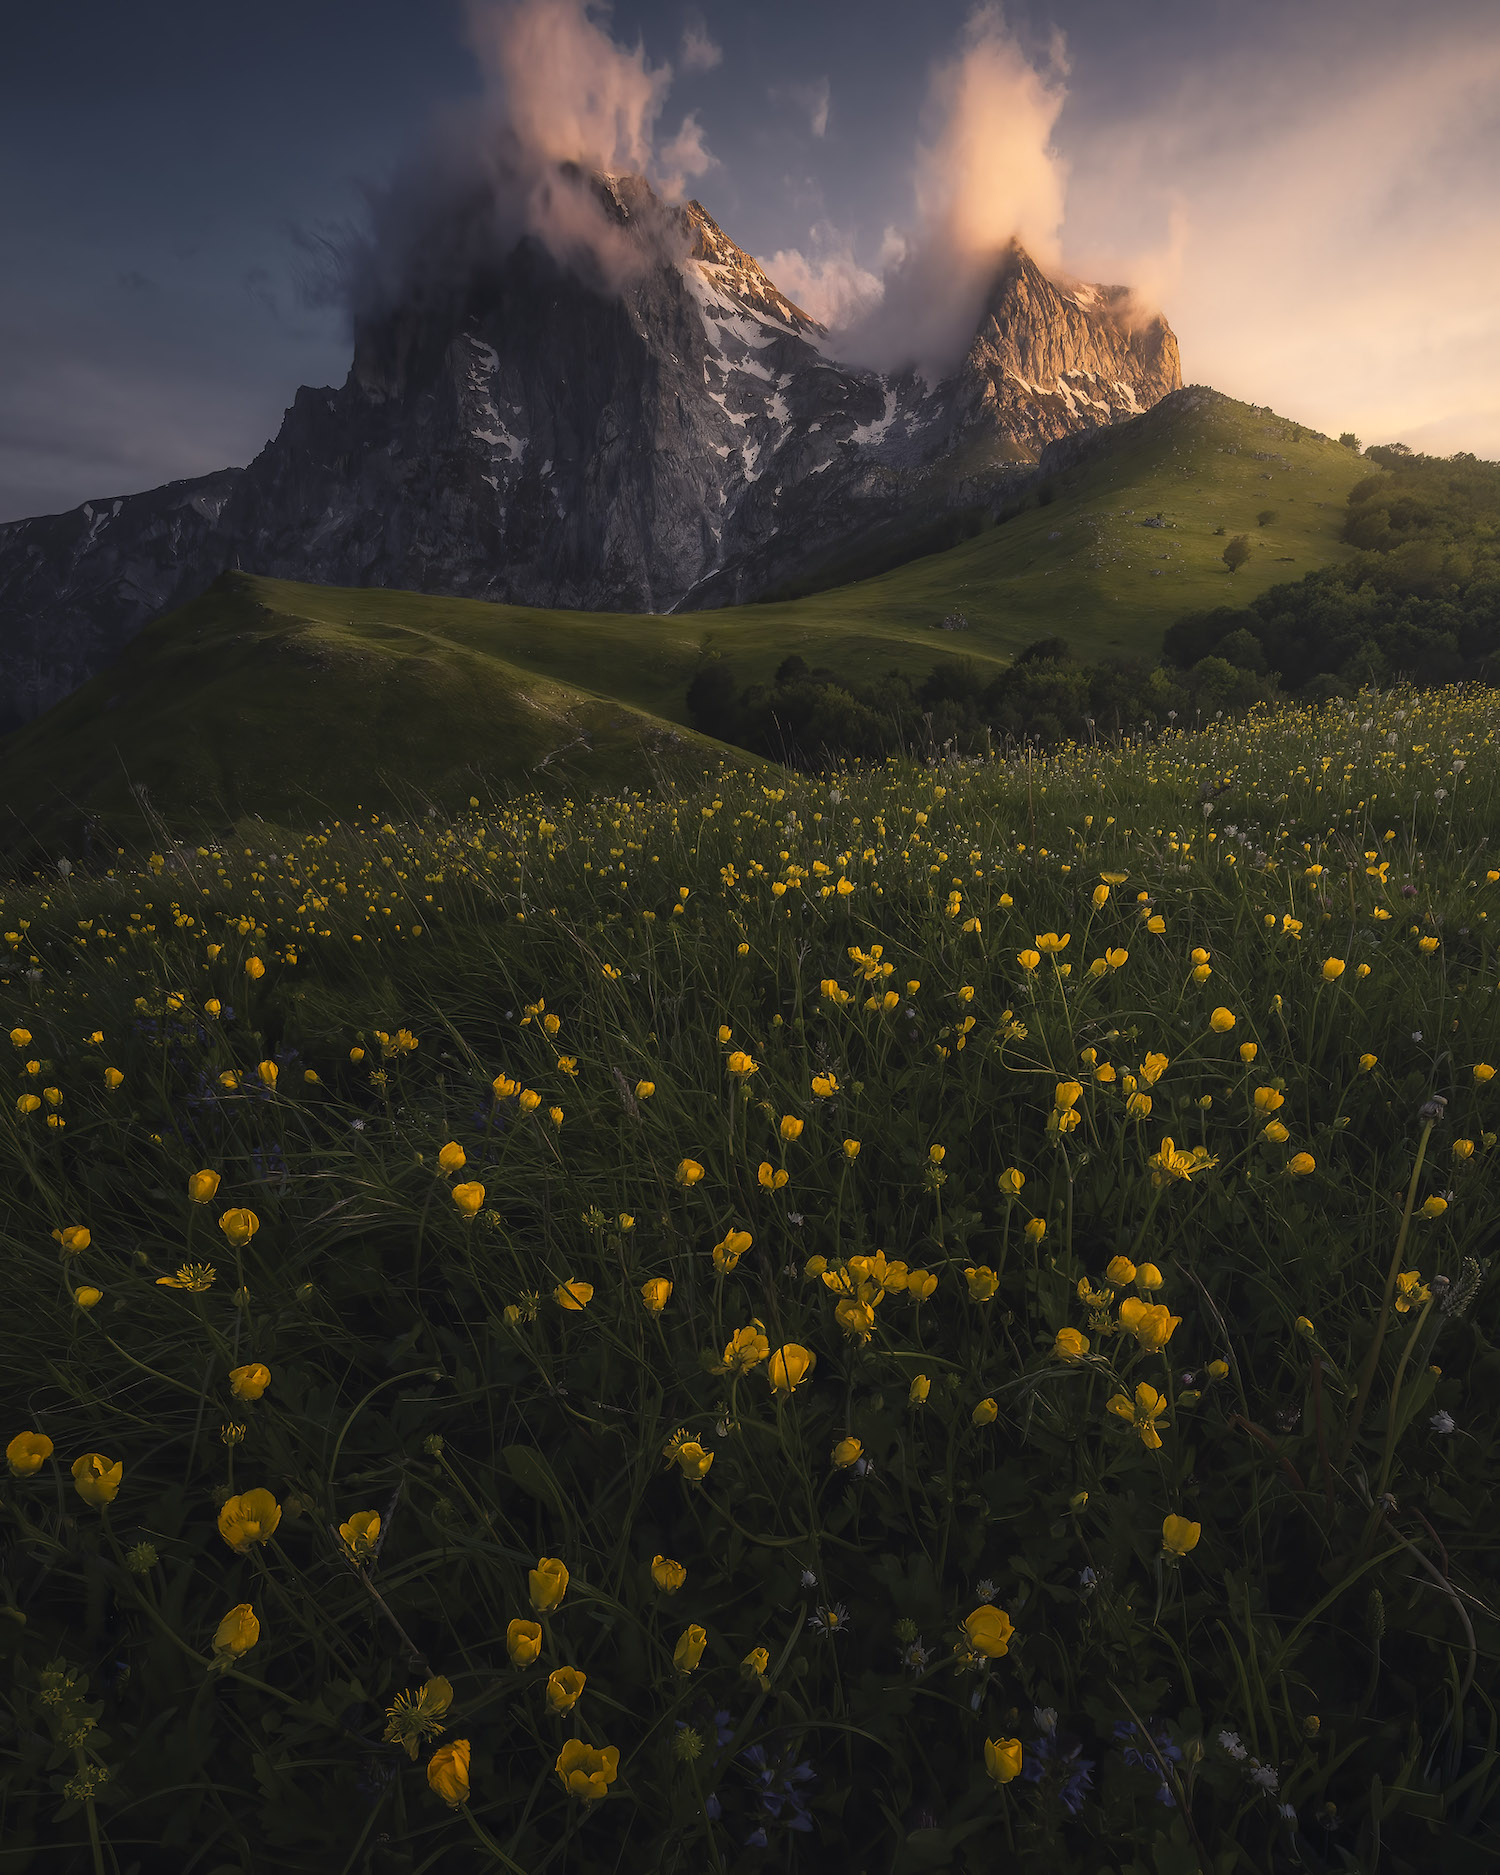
top-left (0, 172), bottom-right (1181, 724)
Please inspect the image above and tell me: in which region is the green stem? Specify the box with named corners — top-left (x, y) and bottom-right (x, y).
top-left (1342, 1119), bottom-right (1433, 1462)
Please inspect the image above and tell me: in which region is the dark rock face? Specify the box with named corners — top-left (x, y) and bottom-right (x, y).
top-left (0, 176), bottom-right (1180, 725)
top-left (0, 471), bottom-right (239, 729)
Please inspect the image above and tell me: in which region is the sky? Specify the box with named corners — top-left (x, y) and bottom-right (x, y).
top-left (3, 0), bottom-right (1499, 523)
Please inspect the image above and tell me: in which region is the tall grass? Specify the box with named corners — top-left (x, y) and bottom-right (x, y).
top-left (3, 689), bottom-right (1499, 1874)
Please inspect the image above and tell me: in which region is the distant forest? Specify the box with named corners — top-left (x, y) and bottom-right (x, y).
top-left (686, 447), bottom-right (1500, 767)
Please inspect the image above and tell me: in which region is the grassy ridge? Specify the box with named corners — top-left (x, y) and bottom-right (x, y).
top-left (1, 692), bottom-right (1499, 1870)
top-left (0, 393), bottom-right (1375, 852)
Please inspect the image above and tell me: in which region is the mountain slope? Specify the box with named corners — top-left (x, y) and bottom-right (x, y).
top-left (0, 171), bottom-right (1180, 727)
top-left (0, 390), bottom-right (1377, 858)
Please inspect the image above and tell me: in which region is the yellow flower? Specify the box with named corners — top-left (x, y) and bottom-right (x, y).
top-left (1017, 949), bottom-right (1041, 972)
top-left (1025, 1217), bottom-right (1046, 1242)
top-left (810, 1072), bottom-right (839, 1097)
top-left (906, 1268), bottom-right (938, 1301)
top-left (674, 1625), bottom-right (708, 1674)
top-left (1322, 957), bottom-right (1345, 981)
top-left (1394, 1271), bottom-right (1432, 1313)
top-left (1093, 884), bottom-right (1110, 909)
top-left (651, 1555), bottom-right (687, 1594)
top-left (1054, 1080), bottom-right (1083, 1110)
top-left (1035, 932), bottom-right (1070, 953)
top-left (767, 1344), bottom-right (816, 1394)
top-left (1418, 935), bottom-right (1440, 954)
top-left (554, 1280), bottom-right (593, 1310)
top-left (909, 1374), bottom-right (931, 1403)
top-left (548, 1106), bottom-right (564, 1127)
top-left (971, 1397), bottom-right (999, 1426)
top-left (1239, 1042), bottom-right (1258, 1063)
top-left (1146, 914), bottom-right (1167, 935)
top-left (1454, 1138), bottom-right (1475, 1160)
top-left (965, 1604), bottom-right (1015, 1658)
top-left (339, 1510), bottom-right (382, 1562)
top-left (741, 1646), bottom-right (771, 1687)
top-left (843, 1138), bottom-right (861, 1159)
top-left (555, 1739), bottom-right (619, 1802)
top-left (1117, 1297), bottom-right (1182, 1351)
top-left (1105, 1255), bottom-right (1137, 1285)
top-left (54, 1225), bottom-right (91, 1255)
top-left (1421, 1195), bottom-right (1448, 1218)
top-left (451, 1182), bottom-right (485, 1218)
top-left (546, 1666), bottom-right (586, 1713)
top-left (713, 1228), bottom-right (754, 1272)
top-left (1053, 1327), bottom-right (1089, 1361)
top-left (1125, 1091), bottom-right (1153, 1119)
top-left (217, 1207), bottom-right (260, 1246)
top-left (9, 1027), bottom-right (32, 1048)
top-left (427, 1738), bottom-right (471, 1808)
top-left (7, 1431), bottom-right (54, 1477)
top-left (73, 1286), bottom-right (103, 1310)
top-left (1162, 1514), bottom-right (1201, 1557)
top-left (726, 1050), bottom-right (758, 1079)
top-left (997, 1167), bottom-right (1025, 1196)
top-left (103, 1068), bottom-right (124, 1090)
top-left (641, 1277), bottom-right (673, 1312)
top-left (1136, 1263), bottom-right (1164, 1290)
top-left (507, 1619), bottom-right (543, 1666)
top-left (436, 1141), bottom-right (466, 1174)
top-left (383, 1677), bottom-right (454, 1758)
top-left (245, 956), bottom-right (265, 980)
top-left (14, 1093), bottom-right (40, 1117)
top-left (780, 1114), bottom-right (804, 1141)
top-left (676, 1158), bottom-right (705, 1185)
top-left (529, 1557), bottom-right (569, 1613)
top-left (984, 1736), bottom-right (1023, 1785)
top-left (229, 1363), bottom-right (271, 1402)
top-left (518, 1089), bottom-right (542, 1112)
top-left (831, 1436), bottom-right (863, 1468)
top-left (257, 1060), bottom-right (278, 1088)
top-left (212, 1602), bottom-right (260, 1660)
top-left (1253, 1086), bottom-right (1285, 1112)
top-left (1209, 1007), bottom-right (1236, 1032)
top-left (1107, 1382), bottom-right (1168, 1449)
top-left (188, 1169), bottom-right (221, 1204)
top-left (72, 1453), bottom-right (122, 1508)
top-left (1474, 1063), bottom-right (1496, 1085)
top-left (964, 1265), bottom-right (999, 1302)
top-left (717, 1025), bottom-right (732, 1044)
top-left (635, 1079), bottom-right (656, 1100)
top-left (674, 1441), bottom-right (715, 1482)
top-left (156, 1262), bottom-right (217, 1292)
top-left (1139, 1052), bottom-right (1169, 1086)
top-left (1105, 947), bottom-right (1129, 969)
top-left (720, 1322), bottom-right (770, 1372)
top-left (1288, 1152), bottom-right (1316, 1176)
top-left (218, 1488), bottom-right (281, 1551)
top-left (1359, 1052), bottom-right (1378, 1072)
top-left (757, 1162), bottom-right (789, 1190)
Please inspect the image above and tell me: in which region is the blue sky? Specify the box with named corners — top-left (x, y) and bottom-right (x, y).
top-left (4, 0), bottom-right (1498, 521)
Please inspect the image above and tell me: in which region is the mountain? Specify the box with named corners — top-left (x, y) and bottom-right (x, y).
top-left (0, 170), bottom-right (1180, 728)
top-left (0, 389), bottom-right (1378, 859)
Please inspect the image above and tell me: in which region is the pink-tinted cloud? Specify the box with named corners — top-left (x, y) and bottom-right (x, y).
top-left (764, 225), bottom-right (882, 327)
top-left (679, 13), bottom-right (722, 75)
top-left (827, 4), bottom-right (1070, 377)
top-left (1058, 15), bottom-right (1500, 454)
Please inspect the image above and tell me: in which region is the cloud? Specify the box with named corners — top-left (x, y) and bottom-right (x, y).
top-left (764, 224), bottom-right (881, 327)
top-left (1058, 13), bottom-right (1500, 455)
top-left (679, 13), bottom-right (722, 74)
top-left (308, 0), bottom-right (720, 325)
top-left (832, 4), bottom-right (1070, 378)
top-left (769, 77), bottom-right (831, 139)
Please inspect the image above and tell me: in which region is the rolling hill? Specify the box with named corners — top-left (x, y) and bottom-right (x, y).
top-left (0, 387), bottom-right (1378, 858)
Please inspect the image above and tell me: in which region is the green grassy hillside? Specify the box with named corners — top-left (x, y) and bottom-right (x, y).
top-left (0, 389), bottom-right (1377, 854)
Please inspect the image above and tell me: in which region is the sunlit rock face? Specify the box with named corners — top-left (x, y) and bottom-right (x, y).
top-left (0, 174), bottom-right (1179, 724)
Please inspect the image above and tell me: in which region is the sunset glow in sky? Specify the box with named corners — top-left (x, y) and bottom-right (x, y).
top-left (3, 0), bottom-right (1497, 521)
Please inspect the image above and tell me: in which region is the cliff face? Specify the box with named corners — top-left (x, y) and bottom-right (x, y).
top-left (0, 471), bottom-right (239, 728)
top-left (0, 177), bottom-right (1181, 724)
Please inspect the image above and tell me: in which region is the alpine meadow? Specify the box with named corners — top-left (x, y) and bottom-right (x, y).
top-left (6, 1), bottom-right (1500, 1871)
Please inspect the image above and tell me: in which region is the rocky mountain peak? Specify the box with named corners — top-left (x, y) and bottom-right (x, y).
top-left (0, 172), bottom-right (1183, 723)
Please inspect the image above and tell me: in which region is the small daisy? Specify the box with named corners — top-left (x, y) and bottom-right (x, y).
top-left (807, 1602), bottom-right (850, 1636)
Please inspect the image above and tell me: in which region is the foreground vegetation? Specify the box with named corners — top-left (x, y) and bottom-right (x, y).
top-left (4, 690), bottom-right (1500, 1873)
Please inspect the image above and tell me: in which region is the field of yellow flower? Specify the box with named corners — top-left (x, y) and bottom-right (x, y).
top-left (3, 688), bottom-right (1500, 1873)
